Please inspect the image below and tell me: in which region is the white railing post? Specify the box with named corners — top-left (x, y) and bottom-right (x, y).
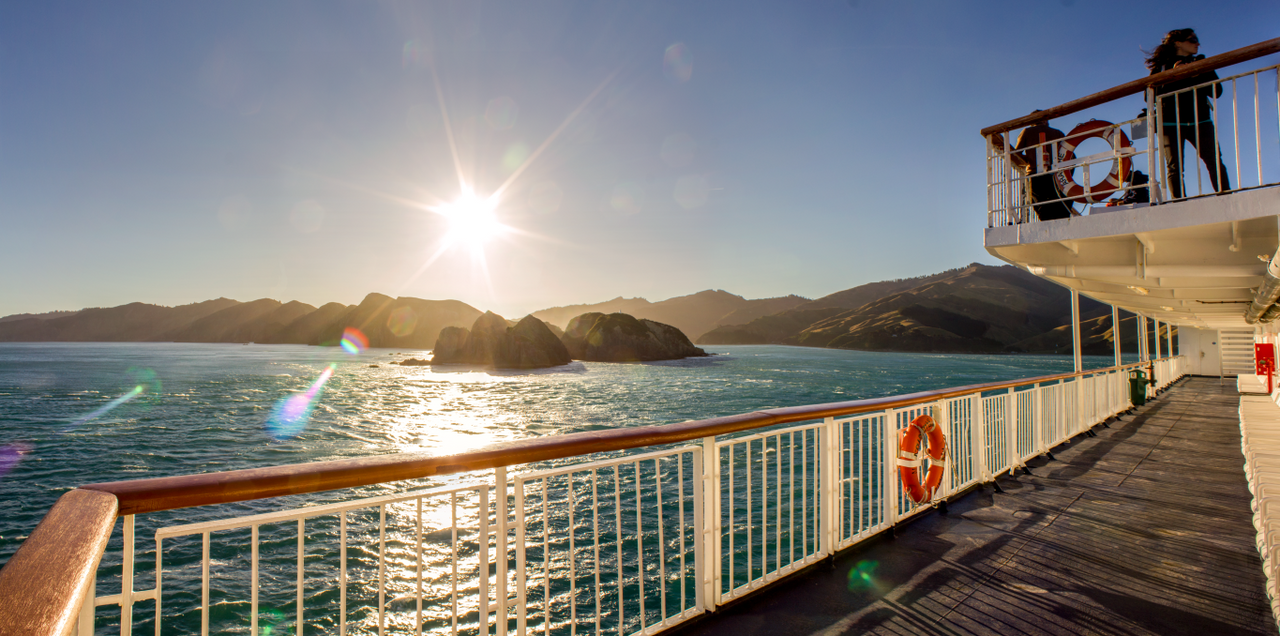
top-left (1078, 376), bottom-right (1087, 433)
top-left (78, 563), bottom-right (96, 636)
top-left (76, 563), bottom-right (96, 632)
top-left (514, 477), bottom-right (526, 636)
top-left (1032, 384), bottom-right (1043, 456)
top-left (1002, 132), bottom-right (1015, 224)
top-left (828, 416), bottom-right (841, 551)
top-left (1059, 381), bottom-right (1068, 438)
top-left (1146, 87), bottom-right (1160, 203)
top-left (942, 401), bottom-right (952, 501)
top-left (883, 409), bottom-right (898, 526)
top-left (478, 483), bottom-right (490, 636)
top-left (1115, 368), bottom-right (1122, 415)
top-left (975, 394), bottom-right (989, 482)
top-left (986, 137), bottom-right (994, 225)
top-left (154, 535), bottom-right (163, 636)
top-left (121, 514), bottom-right (134, 636)
top-left (699, 436), bottom-right (716, 611)
top-left (495, 466), bottom-right (508, 636)
top-left (1005, 388), bottom-right (1016, 472)
top-left (819, 418), bottom-right (834, 558)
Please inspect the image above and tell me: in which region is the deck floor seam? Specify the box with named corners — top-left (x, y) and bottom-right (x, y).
top-left (1114, 403), bottom-right (1181, 489)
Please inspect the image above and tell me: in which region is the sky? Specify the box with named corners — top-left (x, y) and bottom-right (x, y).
top-left (2, 1), bottom-right (1278, 319)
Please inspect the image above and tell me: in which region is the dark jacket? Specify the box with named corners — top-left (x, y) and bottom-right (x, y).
top-left (1150, 56), bottom-right (1221, 125)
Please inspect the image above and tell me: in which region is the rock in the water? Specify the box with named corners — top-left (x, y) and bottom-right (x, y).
top-left (497, 316), bottom-right (572, 368)
top-left (642, 319), bottom-right (708, 359)
top-left (429, 312), bottom-right (570, 369)
top-left (396, 357), bottom-right (431, 366)
top-left (430, 326), bottom-right (470, 364)
top-left (462, 312), bottom-right (510, 366)
top-left (561, 312), bottom-right (707, 362)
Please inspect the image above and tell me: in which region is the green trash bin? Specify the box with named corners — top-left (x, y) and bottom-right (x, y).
top-left (1129, 370), bottom-right (1149, 406)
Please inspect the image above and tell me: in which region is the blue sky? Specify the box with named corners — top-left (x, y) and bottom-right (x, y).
top-left (2, 1), bottom-right (1277, 319)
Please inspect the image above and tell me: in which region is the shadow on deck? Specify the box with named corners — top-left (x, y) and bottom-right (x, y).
top-left (671, 377), bottom-right (1272, 636)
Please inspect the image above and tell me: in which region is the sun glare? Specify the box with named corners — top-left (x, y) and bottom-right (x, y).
top-left (436, 189), bottom-right (504, 249)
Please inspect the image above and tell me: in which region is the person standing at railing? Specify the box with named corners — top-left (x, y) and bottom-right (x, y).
top-left (990, 114), bottom-right (1075, 222)
top-left (1146, 28), bottom-right (1231, 198)
top-left (1014, 116), bottom-right (1075, 221)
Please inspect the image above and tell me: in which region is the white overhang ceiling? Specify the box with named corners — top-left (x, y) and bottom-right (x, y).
top-left (984, 187), bottom-right (1280, 329)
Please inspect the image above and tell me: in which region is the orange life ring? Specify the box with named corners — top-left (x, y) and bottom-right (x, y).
top-left (898, 414), bottom-right (947, 504)
top-left (1053, 120), bottom-right (1132, 203)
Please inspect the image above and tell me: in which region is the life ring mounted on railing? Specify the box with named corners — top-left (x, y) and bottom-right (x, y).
top-left (1053, 120), bottom-right (1132, 204)
top-left (898, 414), bottom-right (947, 504)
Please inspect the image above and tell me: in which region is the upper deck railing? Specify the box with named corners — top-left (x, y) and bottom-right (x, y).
top-left (0, 353), bottom-right (1186, 636)
top-left (985, 38), bottom-right (1280, 228)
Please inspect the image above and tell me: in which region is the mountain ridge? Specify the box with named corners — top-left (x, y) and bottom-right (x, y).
top-left (0, 264), bottom-right (1149, 353)
top-left (532, 290), bottom-right (809, 341)
top-left (698, 264), bottom-right (1128, 353)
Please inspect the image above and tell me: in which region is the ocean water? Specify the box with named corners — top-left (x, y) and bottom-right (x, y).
top-left (0, 343), bottom-right (1130, 634)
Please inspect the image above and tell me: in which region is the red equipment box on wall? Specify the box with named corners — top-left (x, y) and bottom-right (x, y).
top-left (1257, 343), bottom-right (1276, 393)
top-left (1258, 343), bottom-right (1276, 375)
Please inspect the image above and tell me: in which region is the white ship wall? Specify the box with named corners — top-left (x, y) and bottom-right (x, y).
top-left (1180, 327), bottom-right (1222, 376)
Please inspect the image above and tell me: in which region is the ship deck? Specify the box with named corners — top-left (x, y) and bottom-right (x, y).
top-left (673, 376), bottom-right (1273, 636)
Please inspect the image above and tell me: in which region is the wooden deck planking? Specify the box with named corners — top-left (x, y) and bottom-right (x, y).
top-left (671, 377), bottom-right (1272, 636)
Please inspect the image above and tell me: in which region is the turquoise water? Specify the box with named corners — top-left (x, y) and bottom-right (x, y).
top-left (0, 343), bottom-right (1130, 633)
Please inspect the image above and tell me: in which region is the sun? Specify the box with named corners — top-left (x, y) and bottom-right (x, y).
top-left (434, 189), bottom-right (504, 250)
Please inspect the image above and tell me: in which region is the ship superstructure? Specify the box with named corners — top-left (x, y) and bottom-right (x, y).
top-left (984, 38), bottom-right (1280, 377)
top-left (982, 36), bottom-right (1280, 624)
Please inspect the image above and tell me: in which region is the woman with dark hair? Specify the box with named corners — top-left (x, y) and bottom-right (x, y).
top-left (1147, 28), bottom-right (1230, 198)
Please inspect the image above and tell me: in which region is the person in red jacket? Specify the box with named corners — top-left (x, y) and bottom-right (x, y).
top-left (1146, 28), bottom-right (1230, 198)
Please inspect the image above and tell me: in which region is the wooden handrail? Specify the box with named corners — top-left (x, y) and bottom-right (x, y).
top-left (0, 489), bottom-right (118, 636)
top-left (981, 37), bottom-right (1280, 137)
top-left (82, 358), bottom-right (1168, 517)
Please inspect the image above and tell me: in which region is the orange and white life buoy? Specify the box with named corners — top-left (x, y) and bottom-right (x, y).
top-left (898, 414), bottom-right (947, 504)
top-left (1053, 120), bottom-right (1132, 203)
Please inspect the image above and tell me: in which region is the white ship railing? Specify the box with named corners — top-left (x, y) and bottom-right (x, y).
top-left (984, 38), bottom-right (1280, 227)
top-left (0, 357), bottom-right (1187, 636)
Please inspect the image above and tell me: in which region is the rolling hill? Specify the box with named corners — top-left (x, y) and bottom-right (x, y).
top-left (698, 264), bottom-right (1136, 354)
top-left (0, 264), bottom-right (1157, 354)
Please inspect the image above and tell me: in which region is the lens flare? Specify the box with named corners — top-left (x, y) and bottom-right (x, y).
top-left (63, 385), bottom-right (145, 433)
top-left (485, 96), bottom-right (519, 130)
top-left (217, 195), bottom-right (252, 231)
top-left (611, 181), bottom-right (644, 215)
top-left (387, 307), bottom-right (419, 337)
top-left (402, 39), bottom-right (430, 68)
top-left (340, 328), bottom-right (369, 354)
top-left (663, 43), bottom-right (693, 83)
top-left (661, 132), bottom-right (696, 168)
top-left (0, 443), bottom-right (32, 480)
top-left (257, 607), bottom-right (289, 635)
top-left (126, 367), bottom-right (163, 399)
top-left (847, 559), bottom-right (880, 591)
top-left (266, 364), bottom-right (336, 440)
top-left (290, 199), bottom-right (326, 233)
top-left (526, 181), bottom-right (563, 215)
top-left (502, 142), bottom-right (530, 174)
top-left (674, 174), bottom-right (710, 209)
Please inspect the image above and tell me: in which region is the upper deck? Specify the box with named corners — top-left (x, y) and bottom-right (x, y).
top-left (983, 38), bottom-right (1280, 330)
